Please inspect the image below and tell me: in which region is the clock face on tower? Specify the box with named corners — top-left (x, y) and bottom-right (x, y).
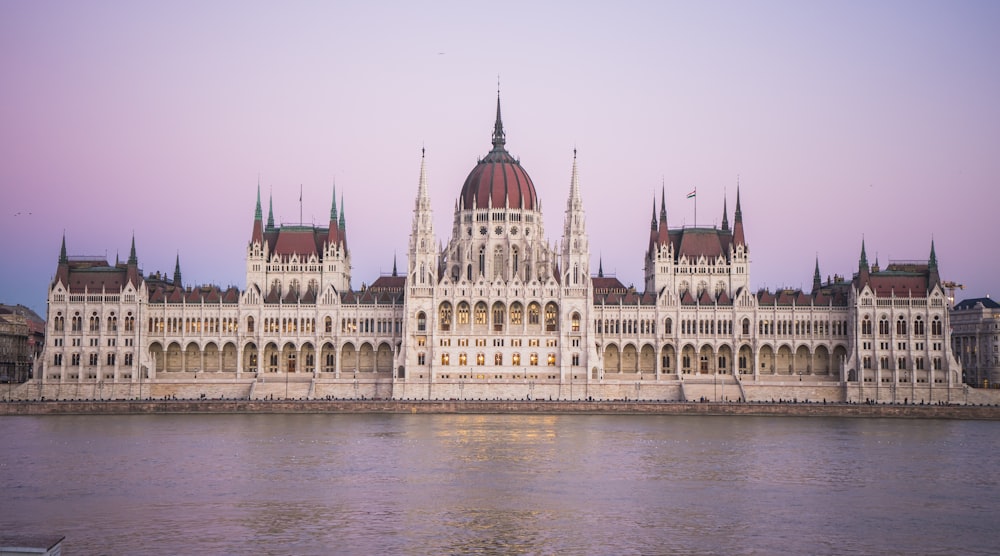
top-left (495, 226), bottom-right (503, 236)
top-left (479, 226), bottom-right (488, 236)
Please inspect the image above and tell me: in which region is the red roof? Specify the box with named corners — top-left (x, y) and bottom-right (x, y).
top-left (272, 228), bottom-right (321, 258)
top-left (460, 149), bottom-right (537, 211)
top-left (671, 228), bottom-right (730, 260)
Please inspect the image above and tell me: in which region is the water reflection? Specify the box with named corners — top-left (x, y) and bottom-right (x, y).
top-left (0, 415), bottom-right (997, 555)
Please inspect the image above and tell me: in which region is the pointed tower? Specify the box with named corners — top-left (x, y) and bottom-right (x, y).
top-left (173, 254), bottom-right (183, 288)
top-left (252, 184), bottom-right (264, 245)
top-left (408, 147), bottom-right (437, 289)
top-left (321, 186), bottom-right (351, 293)
top-left (266, 192), bottom-right (275, 232)
top-left (858, 238), bottom-right (870, 287)
top-left (726, 185), bottom-right (750, 294)
top-left (54, 233), bottom-right (70, 288)
top-left (721, 195), bottom-right (730, 232)
top-left (246, 184), bottom-right (268, 293)
top-left (644, 187), bottom-right (674, 294)
top-left (126, 233), bottom-right (141, 287)
top-left (561, 149), bottom-right (590, 287)
top-left (813, 257), bottom-right (822, 293)
top-left (732, 187), bottom-right (746, 247)
top-left (928, 239), bottom-right (940, 288)
top-left (327, 183), bottom-right (340, 247)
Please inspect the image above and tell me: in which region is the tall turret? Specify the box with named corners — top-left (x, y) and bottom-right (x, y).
top-left (928, 239), bottom-right (940, 288)
top-left (561, 149), bottom-right (590, 287)
top-left (173, 254), bottom-right (183, 288)
top-left (408, 148), bottom-right (437, 289)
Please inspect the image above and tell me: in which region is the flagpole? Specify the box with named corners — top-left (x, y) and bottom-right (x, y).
top-left (299, 184), bottom-right (303, 225)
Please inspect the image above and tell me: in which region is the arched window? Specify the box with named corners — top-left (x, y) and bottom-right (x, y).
top-left (545, 303), bottom-right (558, 332)
top-left (896, 316), bottom-right (907, 335)
top-left (665, 318), bottom-right (673, 335)
top-left (474, 302), bottom-right (488, 325)
top-left (494, 353), bottom-right (503, 365)
top-left (528, 303), bottom-right (540, 325)
top-left (510, 303), bottom-right (523, 325)
top-left (457, 302), bottom-right (470, 325)
top-left (571, 312), bottom-right (581, 332)
top-left (861, 315), bottom-right (872, 336)
top-left (439, 303), bottom-right (452, 331)
top-left (914, 316), bottom-right (925, 336)
top-left (513, 247), bottom-right (519, 276)
top-left (742, 318), bottom-right (750, 336)
top-left (476, 353), bottom-right (485, 366)
top-left (879, 316), bottom-right (890, 336)
top-left (931, 316), bottom-right (942, 336)
top-left (54, 312), bottom-right (64, 332)
top-left (416, 312), bottom-right (426, 332)
top-left (325, 317), bottom-right (332, 333)
top-left (492, 304), bottom-right (505, 331)
top-left (478, 246), bottom-right (485, 277)
top-left (247, 316), bottom-right (255, 333)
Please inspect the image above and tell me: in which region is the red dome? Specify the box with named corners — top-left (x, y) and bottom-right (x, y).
top-left (458, 96), bottom-right (538, 211)
top-left (459, 150), bottom-right (537, 210)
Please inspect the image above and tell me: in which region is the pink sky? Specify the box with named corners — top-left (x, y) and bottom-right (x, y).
top-left (2, 1), bottom-right (999, 315)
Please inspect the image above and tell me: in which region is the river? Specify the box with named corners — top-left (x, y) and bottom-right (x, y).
top-left (1, 414), bottom-right (997, 555)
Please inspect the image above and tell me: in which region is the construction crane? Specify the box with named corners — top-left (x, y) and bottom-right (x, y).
top-left (942, 280), bottom-right (964, 308)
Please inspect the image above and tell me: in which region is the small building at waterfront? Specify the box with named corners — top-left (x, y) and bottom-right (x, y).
top-left (951, 297), bottom-right (1000, 387)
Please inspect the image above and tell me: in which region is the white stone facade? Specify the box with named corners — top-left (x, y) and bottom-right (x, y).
top-left (33, 101), bottom-right (965, 402)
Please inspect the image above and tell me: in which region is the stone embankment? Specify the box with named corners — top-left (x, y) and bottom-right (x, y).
top-left (2, 400), bottom-right (998, 419)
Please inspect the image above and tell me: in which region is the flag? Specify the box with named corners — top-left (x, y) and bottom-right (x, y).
top-left (686, 189), bottom-right (696, 199)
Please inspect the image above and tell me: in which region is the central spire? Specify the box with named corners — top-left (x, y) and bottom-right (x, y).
top-left (491, 92), bottom-right (506, 151)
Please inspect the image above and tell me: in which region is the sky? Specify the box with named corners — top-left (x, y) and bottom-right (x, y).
top-left (2, 1), bottom-right (999, 316)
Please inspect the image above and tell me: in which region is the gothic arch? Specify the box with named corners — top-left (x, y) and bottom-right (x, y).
top-left (341, 342), bottom-right (358, 373)
top-left (603, 343), bottom-right (621, 373)
top-left (376, 342), bottom-right (393, 373)
top-left (639, 344), bottom-right (655, 374)
top-left (621, 344), bottom-right (638, 373)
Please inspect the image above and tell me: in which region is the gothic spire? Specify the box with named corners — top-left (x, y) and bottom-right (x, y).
top-left (598, 257), bottom-right (604, 278)
top-left (491, 92), bottom-right (506, 152)
top-left (859, 238), bottom-right (869, 270)
top-left (173, 253), bottom-right (182, 288)
top-left (128, 233), bottom-right (137, 265)
top-left (254, 181), bottom-right (262, 221)
top-left (392, 253), bottom-right (398, 277)
top-left (732, 186), bottom-right (746, 247)
top-left (722, 195), bottom-right (730, 231)
top-left (813, 257), bottom-right (821, 292)
top-left (338, 194), bottom-right (345, 229)
top-left (650, 196), bottom-right (657, 230)
top-left (266, 192), bottom-right (275, 231)
top-left (59, 232), bottom-right (68, 264)
top-left (330, 181), bottom-right (338, 221)
top-left (659, 185), bottom-right (667, 223)
top-left (928, 238), bottom-right (940, 287)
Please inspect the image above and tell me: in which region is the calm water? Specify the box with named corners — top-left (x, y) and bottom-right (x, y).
top-left (1, 413), bottom-right (997, 555)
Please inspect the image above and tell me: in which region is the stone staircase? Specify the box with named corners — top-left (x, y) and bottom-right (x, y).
top-left (680, 376), bottom-right (742, 402)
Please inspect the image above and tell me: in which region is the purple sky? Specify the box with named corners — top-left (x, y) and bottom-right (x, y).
top-left (3, 1), bottom-right (999, 316)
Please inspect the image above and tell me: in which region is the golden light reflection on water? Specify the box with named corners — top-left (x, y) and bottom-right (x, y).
top-left (0, 415), bottom-right (997, 555)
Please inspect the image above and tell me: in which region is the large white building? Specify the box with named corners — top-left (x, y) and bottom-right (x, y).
top-left (30, 97), bottom-right (966, 403)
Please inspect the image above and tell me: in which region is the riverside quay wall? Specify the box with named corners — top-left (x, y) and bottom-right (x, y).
top-left (2, 400), bottom-right (999, 420)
